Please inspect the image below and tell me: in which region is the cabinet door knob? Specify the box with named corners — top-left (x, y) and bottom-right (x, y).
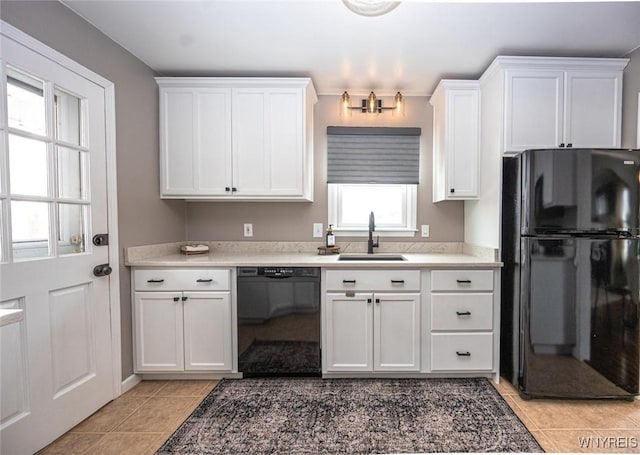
top-left (173, 297), bottom-right (180, 302)
top-left (181, 296), bottom-right (188, 302)
top-left (375, 298), bottom-right (380, 304)
top-left (367, 298), bottom-right (372, 303)
top-left (559, 143), bottom-right (565, 148)
top-left (232, 187), bottom-right (237, 192)
top-left (225, 187), bottom-right (231, 192)
top-left (567, 143), bottom-right (573, 148)
top-left (450, 188), bottom-right (455, 193)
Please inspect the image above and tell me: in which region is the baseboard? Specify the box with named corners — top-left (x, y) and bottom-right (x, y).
top-left (140, 372), bottom-right (242, 380)
top-left (121, 373), bottom-right (142, 394)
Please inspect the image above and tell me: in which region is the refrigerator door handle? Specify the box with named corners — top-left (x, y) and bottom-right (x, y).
top-left (519, 237), bottom-right (532, 386)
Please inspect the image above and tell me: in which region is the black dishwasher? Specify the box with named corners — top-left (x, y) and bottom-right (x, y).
top-left (236, 267), bottom-right (321, 377)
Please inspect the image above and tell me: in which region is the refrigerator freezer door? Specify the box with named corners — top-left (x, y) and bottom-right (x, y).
top-left (520, 236), bottom-right (639, 398)
top-left (522, 149), bottom-right (640, 236)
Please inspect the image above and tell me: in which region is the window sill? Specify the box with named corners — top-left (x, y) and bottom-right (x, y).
top-left (333, 229), bottom-right (417, 238)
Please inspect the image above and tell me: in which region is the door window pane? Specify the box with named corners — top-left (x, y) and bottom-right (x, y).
top-left (11, 200), bottom-right (51, 259)
top-left (57, 146), bottom-right (86, 200)
top-left (7, 69), bottom-right (46, 136)
top-left (54, 88), bottom-right (83, 146)
top-left (58, 203), bottom-right (86, 254)
top-left (9, 135), bottom-right (49, 197)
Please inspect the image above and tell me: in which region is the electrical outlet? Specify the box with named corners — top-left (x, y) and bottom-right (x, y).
top-left (313, 223), bottom-right (324, 238)
top-left (244, 223), bottom-right (253, 237)
top-left (421, 225), bottom-right (430, 238)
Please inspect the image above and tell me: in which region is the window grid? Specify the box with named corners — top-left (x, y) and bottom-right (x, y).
top-left (1, 65), bottom-right (91, 263)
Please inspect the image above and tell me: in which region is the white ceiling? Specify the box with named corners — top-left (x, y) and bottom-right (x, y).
top-left (61, 0), bottom-right (640, 95)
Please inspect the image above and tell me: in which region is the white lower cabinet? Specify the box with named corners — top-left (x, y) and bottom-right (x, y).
top-left (429, 269), bottom-right (498, 375)
top-left (324, 269), bottom-right (421, 373)
top-left (325, 292), bottom-right (421, 372)
top-left (132, 268), bottom-right (234, 373)
top-left (325, 293), bottom-right (373, 372)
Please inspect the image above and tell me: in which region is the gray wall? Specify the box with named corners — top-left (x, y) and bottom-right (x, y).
top-left (1, 1), bottom-right (186, 380)
top-left (186, 94), bottom-right (465, 241)
top-left (622, 46), bottom-right (640, 148)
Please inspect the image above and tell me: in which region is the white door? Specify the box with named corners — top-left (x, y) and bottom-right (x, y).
top-left (324, 292), bottom-right (373, 372)
top-left (0, 35), bottom-right (114, 454)
top-left (133, 292), bottom-right (184, 372)
top-left (504, 69), bottom-right (564, 152)
top-left (183, 291), bottom-right (232, 371)
top-left (374, 293), bottom-right (421, 371)
top-left (563, 71), bottom-right (622, 148)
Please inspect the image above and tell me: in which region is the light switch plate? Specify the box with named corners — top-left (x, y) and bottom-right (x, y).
top-left (313, 223), bottom-right (324, 238)
top-left (244, 223), bottom-right (253, 237)
top-left (421, 225), bottom-right (430, 238)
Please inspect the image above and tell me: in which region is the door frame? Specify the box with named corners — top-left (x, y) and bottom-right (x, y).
top-left (1, 20), bottom-right (122, 397)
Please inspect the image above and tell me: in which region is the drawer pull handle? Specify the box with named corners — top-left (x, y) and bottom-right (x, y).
top-left (342, 280), bottom-right (356, 284)
top-left (147, 279), bottom-right (165, 283)
top-left (196, 279), bottom-right (213, 283)
top-left (391, 280), bottom-right (405, 284)
top-left (456, 351), bottom-right (471, 357)
top-left (456, 311), bottom-right (472, 316)
top-left (456, 279), bottom-right (472, 284)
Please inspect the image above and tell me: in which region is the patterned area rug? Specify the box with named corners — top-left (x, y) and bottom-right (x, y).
top-left (238, 340), bottom-right (320, 375)
top-left (157, 378), bottom-right (543, 454)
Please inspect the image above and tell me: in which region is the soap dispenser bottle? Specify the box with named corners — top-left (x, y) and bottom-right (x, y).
top-left (326, 224), bottom-right (336, 247)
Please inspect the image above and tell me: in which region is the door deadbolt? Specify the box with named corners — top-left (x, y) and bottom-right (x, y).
top-left (92, 234), bottom-right (109, 246)
top-left (93, 264), bottom-right (112, 277)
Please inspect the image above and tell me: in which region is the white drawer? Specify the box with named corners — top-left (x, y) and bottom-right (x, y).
top-left (431, 333), bottom-right (493, 371)
top-left (134, 268), bottom-right (230, 291)
top-left (431, 294), bottom-right (494, 331)
top-left (325, 270), bottom-right (421, 292)
top-left (430, 270), bottom-right (494, 292)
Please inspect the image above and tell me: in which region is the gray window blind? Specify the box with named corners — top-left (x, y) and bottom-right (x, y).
top-left (327, 127), bottom-right (421, 184)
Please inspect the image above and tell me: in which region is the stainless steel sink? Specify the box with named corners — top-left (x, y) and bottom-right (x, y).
top-left (338, 254), bottom-right (406, 261)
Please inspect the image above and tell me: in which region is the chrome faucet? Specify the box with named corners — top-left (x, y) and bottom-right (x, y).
top-left (368, 211), bottom-right (379, 254)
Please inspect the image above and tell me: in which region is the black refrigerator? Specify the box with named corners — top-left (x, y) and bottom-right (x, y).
top-left (501, 148), bottom-right (640, 399)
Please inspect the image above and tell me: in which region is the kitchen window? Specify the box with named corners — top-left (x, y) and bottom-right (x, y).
top-left (326, 126), bottom-right (421, 237)
top-left (328, 183), bottom-right (417, 236)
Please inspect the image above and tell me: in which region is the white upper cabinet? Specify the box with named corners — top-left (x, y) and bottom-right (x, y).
top-left (497, 57), bottom-right (627, 154)
top-left (157, 78), bottom-right (317, 201)
top-left (504, 69), bottom-right (564, 152)
top-left (430, 80), bottom-right (480, 202)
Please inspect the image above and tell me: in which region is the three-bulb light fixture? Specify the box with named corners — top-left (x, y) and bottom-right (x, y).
top-left (341, 91), bottom-right (404, 116)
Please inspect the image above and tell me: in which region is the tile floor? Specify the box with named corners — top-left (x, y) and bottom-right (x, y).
top-left (37, 380), bottom-right (219, 455)
top-left (491, 379), bottom-right (640, 453)
top-left (38, 378), bottom-right (639, 454)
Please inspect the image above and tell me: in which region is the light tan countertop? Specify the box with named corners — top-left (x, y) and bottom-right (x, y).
top-left (126, 251), bottom-right (502, 268)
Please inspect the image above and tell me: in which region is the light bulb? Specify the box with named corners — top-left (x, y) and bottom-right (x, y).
top-left (341, 91), bottom-right (351, 117)
top-left (394, 91), bottom-right (404, 116)
top-left (367, 91), bottom-right (377, 114)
